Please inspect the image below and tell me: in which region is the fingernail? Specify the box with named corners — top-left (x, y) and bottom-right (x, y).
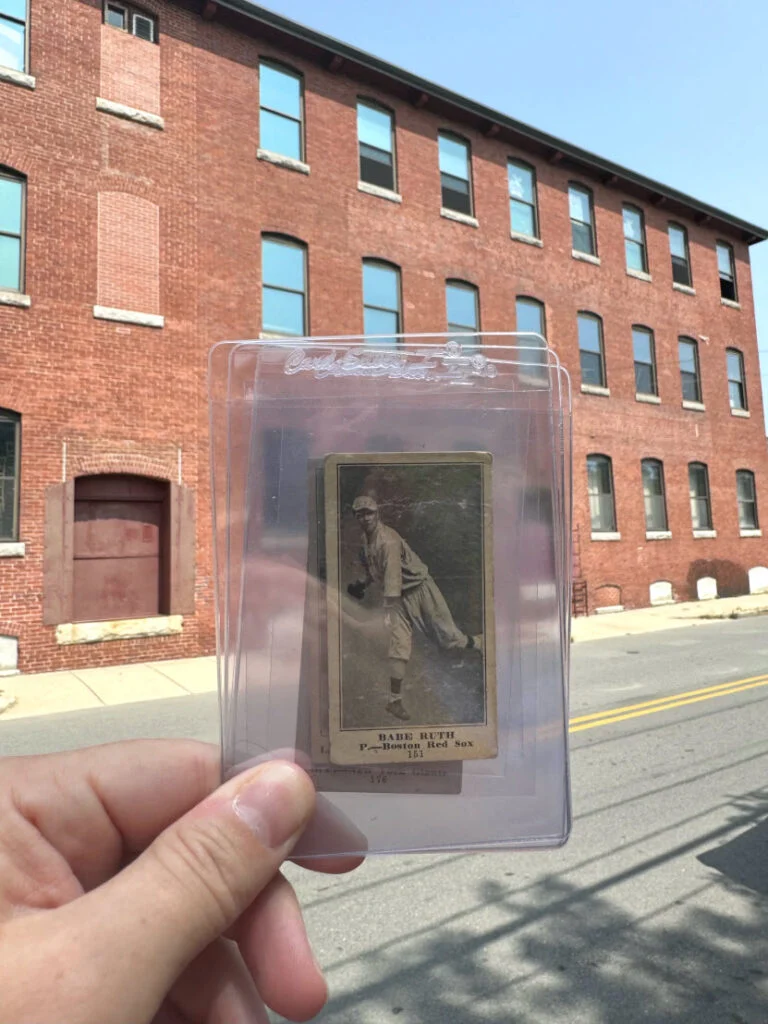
top-left (233, 761), bottom-right (313, 849)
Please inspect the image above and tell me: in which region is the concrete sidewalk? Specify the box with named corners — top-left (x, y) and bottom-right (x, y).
top-left (1, 592), bottom-right (767, 721)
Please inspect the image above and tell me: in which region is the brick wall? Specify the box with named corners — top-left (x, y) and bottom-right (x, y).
top-left (0, 0), bottom-right (765, 673)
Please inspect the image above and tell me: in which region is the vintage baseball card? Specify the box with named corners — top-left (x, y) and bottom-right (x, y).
top-left (324, 452), bottom-right (497, 766)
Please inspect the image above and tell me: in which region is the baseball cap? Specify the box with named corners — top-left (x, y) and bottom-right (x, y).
top-left (352, 495), bottom-right (378, 513)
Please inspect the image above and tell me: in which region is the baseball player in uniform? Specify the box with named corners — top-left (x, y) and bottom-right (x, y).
top-left (347, 495), bottom-right (482, 721)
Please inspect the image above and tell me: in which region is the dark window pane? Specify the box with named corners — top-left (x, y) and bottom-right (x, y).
top-left (263, 288), bottom-right (304, 336)
top-left (737, 472), bottom-right (755, 503)
top-left (0, 417), bottom-right (17, 540)
top-left (681, 372), bottom-right (700, 403)
top-left (359, 145), bottom-right (394, 190)
top-left (510, 201), bottom-right (535, 237)
top-left (132, 13), bottom-right (155, 40)
top-left (363, 262), bottom-right (399, 311)
top-left (441, 175), bottom-right (472, 215)
top-left (720, 277), bottom-right (737, 301)
top-left (260, 64), bottom-right (301, 119)
top-left (446, 284), bottom-right (477, 331)
top-left (587, 456), bottom-right (615, 532)
top-left (262, 428), bottom-right (309, 531)
top-left (572, 220), bottom-right (594, 255)
top-left (259, 110), bottom-right (301, 160)
top-left (729, 380), bottom-right (746, 410)
top-left (439, 135), bottom-right (469, 181)
top-left (672, 256), bottom-right (691, 287)
top-left (357, 103), bottom-right (393, 154)
top-left (262, 238), bottom-right (304, 291)
top-left (635, 362), bottom-right (654, 395)
top-left (0, 234), bottom-right (20, 291)
top-left (580, 350), bottom-right (603, 386)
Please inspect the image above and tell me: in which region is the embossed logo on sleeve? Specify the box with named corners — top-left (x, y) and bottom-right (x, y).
top-left (283, 341), bottom-right (498, 381)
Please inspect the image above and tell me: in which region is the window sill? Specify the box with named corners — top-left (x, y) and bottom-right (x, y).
top-left (357, 181), bottom-right (402, 203)
top-left (0, 542), bottom-right (25, 557)
top-left (673, 283), bottom-right (696, 296)
top-left (591, 532), bottom-right (621, 541)
top-left (731, 408), bottom-right (750, 418)
top-left (721, 298), bottom-right (741, 310)
top-left (572, 250), bottom-right (600, 266)
top-left (682, 400), bottom-right (705, 412)
top-left (0, 65), bottom-right (36, 90)
top-left (440, 208), bottom-right (479, 228)
top-left (93, 306), bottom-right (164, 328)
top-left (636, 393), bottom-right (661, 404)
top-left (96, 97), bottom-right (164, 129)
top-left (581, 383), bottom-right (610, 397)
top-left (627, 267), bottom-right (652, 283)
top-left (0, 290), bottom-right (31, 308)
top-left (55, 615), bottom-right (183, 646)
top-left (257, 149), bottom-right (310, 175)
top-left (646, 531), bottom-right (671, 541)
top-left (510, 232), bottom-right (543, 248)
top-left (741, 529), bottom-right (762, 538)
top-left (693, 530), bottom-right (717, 539)
top-left (595, 605), bottom-right (624, 614)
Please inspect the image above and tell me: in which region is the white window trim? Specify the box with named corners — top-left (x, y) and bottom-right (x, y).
top-left (646, 531), bottom-right (671, 541)
top-left (740, 528), bottom-right (762, 538)
top-left (731, 408), bottom-right (750, 418)
top-left (673, 282), bottom-right (696, 295)
top-left (591, 531), bottom-right (621, 541)
top-left (627, 267), bottom-right (652, 283)
top-left (93, 306), bottom-right (164, 328)
top-left (257, 149), bottom-right (310, 175)
top-left (572, 250), bottom-right (601, 266)
top-left (0, 290), bottom-right (31, 308)
top-left (636, 392), bottom-right (661, 404)
top-left (0, 66), bottom-right (36, 90)
top-left (357, 181), bottom-right (402, 203)
top-left (721, 298), bottom-right (741, 310)
top-left (440, 208), bottom-right (479, 228)
top-left (96, 97), bottom-right (164, 130)
top-left (581, 383), bottom-right (610, 397)
top-left (510, 231), bottom-right (543, 247)
top-left (682, 400), bottom-right (706, 412)
top-left (0, 542), bottom-right (24, 557)
top-left (693, 529), bottom-right (717, 539)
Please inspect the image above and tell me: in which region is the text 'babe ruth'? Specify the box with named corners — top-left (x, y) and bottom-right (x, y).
top-left (347, 495), bottom-right (483, 722)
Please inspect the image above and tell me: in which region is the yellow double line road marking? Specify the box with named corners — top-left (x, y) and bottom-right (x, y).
top-left (569, 673), bottom-right (768, 733)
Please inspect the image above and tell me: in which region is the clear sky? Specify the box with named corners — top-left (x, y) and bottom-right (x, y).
top-left (260, 0), bottom-right (768, 427)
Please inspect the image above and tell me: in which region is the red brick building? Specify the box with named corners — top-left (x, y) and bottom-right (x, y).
top-left (1, 0), bottom-right (766, 673)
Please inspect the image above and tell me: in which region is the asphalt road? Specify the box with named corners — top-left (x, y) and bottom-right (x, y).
top-left (2, 617), bottom-right (768, 1023)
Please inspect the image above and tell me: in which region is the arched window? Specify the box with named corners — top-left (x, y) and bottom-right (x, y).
top-left (357, 99), bottom-right (396, 192)
top-left (362, 259), bottom-right (401, 345)
top-left (688, 462), bottom-right (712, 530)
top-left (446, 279), bottom-right (479, 336)
top-left (0, 409), bottom-right (20, 542)
top-left (578, 312), bottom-right (605, 387)
top-left (261, 234), bottom-right (307, 337)
top-left (632, 325), bottom-right (656, 396)
top-left (587, 454), bottom-right (616, 533)
top-left (736, 470), bottom-right (758, 530)
top-left (516, 296), bottom-right (545, 339)
top-left (679, 336), bottom-right (701, 403)
top-left (569, 182), bottom-right (596, 256)
top-left (717, 241), bottom-right (737, 302)
top-left (259, 60), bottom-right (304, 162)
top-left (641, 459), bottom-right (667, 532)
top-left (669, 223), bottom-right (692, 287)
top-left (623, 205), bottom-right (647, 273)
top-left (508, 160), bottom-right (538, 239)
top-left (726, 348), bottom-right (747, 411)
top-left (0, 168), bottom-right (26, 293)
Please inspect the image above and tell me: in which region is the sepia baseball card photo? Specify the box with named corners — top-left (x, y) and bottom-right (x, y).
top-left (324, 452), bottom-right (497, 765)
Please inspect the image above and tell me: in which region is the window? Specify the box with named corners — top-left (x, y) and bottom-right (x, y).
top-left (0, 0), bottom-right (27, 71)
top-left (578, 312), bottom-right (605, 387)
top-left (642, 459), bottom-right (667, 532)
top-left (357, 101), bottom-right (395, 192)
top-left (717, 242), bottom-right (737, 302)
top-left (363, 260), bottom-right (401, 345)
top-left (688, 462), bottom-right (712, 530)
top-left (438, 133), bottom-right (472, 216)
top-left (446, 280), bottom-right (479, 338)
top-left (103, 3), bottom-right (157, 42)
top-left (508, 160), bottom-right (538, 238)
top-left (587, 455), bottom-right (616, 533)
top-left (0, 410), bottom-right (19, 542)
top-left (669, 223), bottom-right (692, 287)
top-left (516, 297), bottom-right (546, 339)
top-left (727, 348), bottom-right (746, 411)
top-left (569, 183), bottom-right (596, 255)
top-left (259, 62), bottom-right (303, 161)
top-left (678, 338), bottom-right (701, 403)
top-left (623, 206), bottom-right (647, 273)
top-left (736, 470), bottom-right (758, 530)
top-left (632, 326), bottom-right (657, 396)
top-left (261, 235), bottom-right (306, 337)
top-left (0, 170), bottom-right (24, 292)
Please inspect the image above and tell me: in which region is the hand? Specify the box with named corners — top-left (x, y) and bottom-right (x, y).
top-left (347, 581), bottom-right (367, 601)
top-left (0, 740), bottom-right (362, 1023)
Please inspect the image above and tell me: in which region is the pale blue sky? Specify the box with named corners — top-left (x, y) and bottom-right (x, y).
top-left (260, 0), bottom-right (768, 428)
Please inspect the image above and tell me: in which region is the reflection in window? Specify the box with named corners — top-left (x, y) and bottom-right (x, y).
top-left (0, 0), bottom-right (27, 70)
top-left (736, 470), bottom-right (758, 530)
top-left (363, 260), bottom-right (401, 345)
top-left (623, 206), bottom-right (647, 273)
top-left (358, 102), bottom-right (395, 192)
top-left (632, 326), bottom-right (657, 396)
top-left (717, 242), bottom-right (737, 301)
top-left (446, 280), bottom-right (479, 341)
top-left (642, 459), bottom-right (667, 532)
top-left (578, 312), bottom-right (605, 387)
top-left (259, 62), bottom-right (303, 161)
top-left (0, 410), bottom-right (20, 542)
top-left (587, 454), bottom-right (616, 533)
top-left (439, 134), bottom-right (473, 216)
top-left (727, 348), bottom-right (746, 411)
top-left (0, 171), bottom-right (24, 292)
top-left (261, 236), bottom-right (306, 337)
top-left (688, 462), bottom-right (712, 530)
top-left (508, 161), bottom-right (538, 238)
top-left (569, 183), bottom-right (596, 255)
top-left (679, 337), bottom-right (701, 403)
top-left (669, 223), bottom-right (692, 287)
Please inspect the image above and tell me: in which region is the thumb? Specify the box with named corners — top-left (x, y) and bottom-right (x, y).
top-left (79, 760), bottom-right (315, 1016)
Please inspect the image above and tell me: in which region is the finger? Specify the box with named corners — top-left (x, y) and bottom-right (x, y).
top-left (72, 761), bottom-right (315, 1024)
top-left (235, 873), bottom-right (327, 1022)
top-left (169, 938), bottom-right (269, 1024)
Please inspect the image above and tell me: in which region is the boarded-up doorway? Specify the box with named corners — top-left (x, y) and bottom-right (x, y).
top-left (73, 475), bottom-right (169, 622)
